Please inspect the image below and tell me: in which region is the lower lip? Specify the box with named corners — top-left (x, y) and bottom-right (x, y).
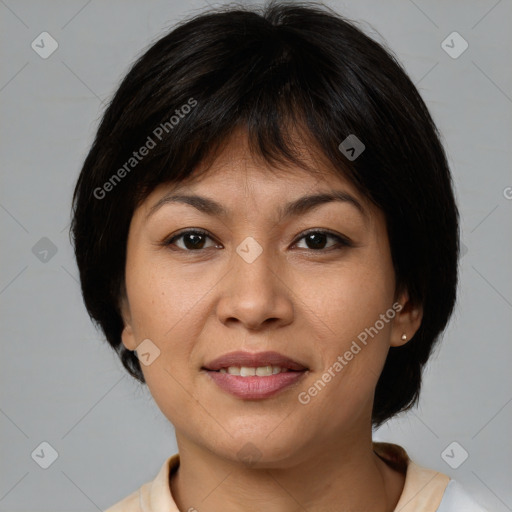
top-left (205, 370), bottom-right (307, 399)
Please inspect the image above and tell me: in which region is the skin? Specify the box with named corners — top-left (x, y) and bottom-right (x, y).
top-left (120, 129), bottom-right (423, 512)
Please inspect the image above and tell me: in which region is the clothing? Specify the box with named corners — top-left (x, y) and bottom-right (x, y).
top-left (105, 442), bottom-right (488, 511)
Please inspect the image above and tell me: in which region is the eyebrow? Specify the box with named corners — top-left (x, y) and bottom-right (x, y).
top-left (146, 190), bottom-right (368, 222)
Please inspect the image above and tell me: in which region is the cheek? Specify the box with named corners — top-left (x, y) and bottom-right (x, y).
top-left (304, 256), bottom-right (395, 347)
top-left (127, 260), bottom-right (205, 426)
top-left (125, 248), bottom-right (213, 340)
top-left (295, 284), bottom-right (395, 434)
top-left (294, 248), bottom-right (395, 410)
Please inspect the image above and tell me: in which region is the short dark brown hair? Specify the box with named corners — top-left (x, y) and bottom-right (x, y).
top-left (70, 0), bottom-right (459, 427)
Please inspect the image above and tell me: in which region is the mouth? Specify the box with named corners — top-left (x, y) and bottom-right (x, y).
top-left (203, 350), bottom-right (308, 372)
top-left (202, 351), bottom-right (309, 400)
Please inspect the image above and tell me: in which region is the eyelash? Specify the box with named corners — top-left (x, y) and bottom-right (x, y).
top-left (163, 228), bottom-right (353, 253)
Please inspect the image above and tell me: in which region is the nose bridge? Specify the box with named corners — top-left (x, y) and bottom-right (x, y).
top-left (232, 234), bottom-right (279, 303)
top-left (216, 234), bottom-right (293, 330)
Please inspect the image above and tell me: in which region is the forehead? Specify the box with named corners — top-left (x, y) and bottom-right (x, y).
top-left (143, 127), bottom-right (368, 213)
top-left (189, 127), bottom-right (346, 186)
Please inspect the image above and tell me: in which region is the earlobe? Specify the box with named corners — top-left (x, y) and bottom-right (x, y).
top-left (121, 324), bottom-right (137, 351)
top-left (390, 292), bottom-right (423, 347)
top-left (119, 296), bottom-right (137, 351)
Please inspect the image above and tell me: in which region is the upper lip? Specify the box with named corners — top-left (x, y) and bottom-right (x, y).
top-left (203, 351), bottom-right (308, 371)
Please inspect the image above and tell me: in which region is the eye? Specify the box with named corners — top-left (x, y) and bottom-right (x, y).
top-left (293, 230), bottom-right (352, 251)
top-left (165, 229), bottom-right (221, 251)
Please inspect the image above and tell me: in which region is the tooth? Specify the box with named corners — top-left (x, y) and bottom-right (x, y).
top-left (256, 365), bottom-right (273, 376)
top-left (221, 366), bottom-right (289, 376)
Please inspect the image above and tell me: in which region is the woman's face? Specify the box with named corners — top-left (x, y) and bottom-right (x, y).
top-left (121, 132), bottom-right (421, 466)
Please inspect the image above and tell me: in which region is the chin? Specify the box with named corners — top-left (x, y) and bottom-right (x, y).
top-left (206, 428), bottom-right (308, 468)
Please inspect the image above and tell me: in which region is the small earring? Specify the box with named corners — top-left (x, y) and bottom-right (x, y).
top-left (401, 333), bottom-right (407, 341)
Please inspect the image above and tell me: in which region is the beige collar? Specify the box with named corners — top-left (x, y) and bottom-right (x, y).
top-left (373, 442), bottom-right (450, 511)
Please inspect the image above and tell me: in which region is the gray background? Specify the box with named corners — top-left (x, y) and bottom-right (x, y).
top-left (1, 0), bottom-right (511, 510)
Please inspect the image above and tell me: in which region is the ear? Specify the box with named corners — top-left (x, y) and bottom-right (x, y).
top-left (390, 290), bottom-right (423, 347)
top-left (119, 295), bottom-right (137, 351)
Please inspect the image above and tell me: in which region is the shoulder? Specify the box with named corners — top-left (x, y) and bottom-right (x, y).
top-left (437, 479), bottom-right (489, 512)
top-left (104, 486), bottom-right (142, 512)
top-left (103, 454), bottom-right (180, 512)
top-left (373, 442), bottom-right (488, 512)
top-left (105, 482), bottom-right (152, 512)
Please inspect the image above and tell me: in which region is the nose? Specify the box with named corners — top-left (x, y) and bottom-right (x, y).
top-left (215, 244), bottom-right (294, 331)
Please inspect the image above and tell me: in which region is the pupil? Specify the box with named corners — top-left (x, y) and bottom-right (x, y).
top-left (307, 233), bottom-right (326, 249)
top-left (186, 233), bottom-right (204, 249)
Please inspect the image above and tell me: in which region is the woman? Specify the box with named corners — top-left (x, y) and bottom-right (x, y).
top-left (70, 1), bottom-right (488, 510)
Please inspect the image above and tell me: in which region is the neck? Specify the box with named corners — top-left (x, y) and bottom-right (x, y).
top-left (170, 431), bottom-right (405, 512)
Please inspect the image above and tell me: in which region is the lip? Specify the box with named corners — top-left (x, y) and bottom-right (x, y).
top-left (203, 350), bottom-right (308, 371)
top-left (206, 371), bottom-right (307, 399)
